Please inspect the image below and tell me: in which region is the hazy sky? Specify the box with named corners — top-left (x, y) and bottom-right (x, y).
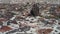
top-left (0, 0), bottom-right (60, 4)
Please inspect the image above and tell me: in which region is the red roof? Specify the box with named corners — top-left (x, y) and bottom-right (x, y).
top-left (0, 26), bottom-right (12, 32)
top-left (37, 29), bottom-right (53, 34)
top-left (0, 18), bottom-right (7, 22)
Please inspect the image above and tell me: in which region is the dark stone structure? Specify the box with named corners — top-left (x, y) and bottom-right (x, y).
top-left (30, 3), bottom-right (40, 16)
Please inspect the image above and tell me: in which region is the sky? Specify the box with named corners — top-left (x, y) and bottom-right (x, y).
top-left (0, 0), bottom-right (60, 4)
